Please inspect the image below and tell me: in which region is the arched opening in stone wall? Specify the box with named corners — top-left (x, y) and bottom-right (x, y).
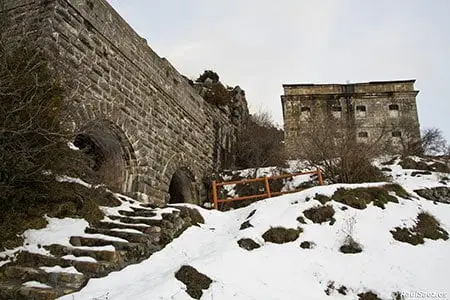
top-left (168, 167), bottom-right (197, 204)
top-left (74, 119), bottom-right (136, 192)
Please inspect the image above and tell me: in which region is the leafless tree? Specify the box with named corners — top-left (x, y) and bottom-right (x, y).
top-left (235, 110), bottom-right (286, 169)
top-left (291, 114), bottom-right (387, 183)
top-left (0, 33), bottom-right (92, 205)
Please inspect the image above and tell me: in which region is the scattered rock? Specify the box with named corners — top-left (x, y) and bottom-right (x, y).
top-left (337, 285), bottom-right (348, 295)
top-left (237, 238), bottom-right (261, 251)
top-left (175, 265), bottom-right (212, 299)
top-left (262, 227), bottom-right (302, 244)
top-left (358, 291), bottom-right (382, 300)
top-left (300, 241), bottom-right (314, 249)
top-left (246, 209), bottom-right (257, 219)
top-left (411, 171), bottom-right (432, 177)
top-left (414, 187), bottom-right (450, 204)
top-left (296, 216), bottom-right (306, 224)
top-left (240, 220), bottom-right (253, 230)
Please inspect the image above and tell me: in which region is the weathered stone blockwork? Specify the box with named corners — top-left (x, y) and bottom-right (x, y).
top-left (281, 80), bottom-right (421, 155)
top-left (1, 0), bottom-right (242, 204)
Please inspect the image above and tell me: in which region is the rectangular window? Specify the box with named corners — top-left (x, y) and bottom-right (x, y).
top-left (356, 105), bottom-right (366, 117)
top-left (389, 104), bottom-right (399, 117)
top-left (331, 106), bottom-right (342, 118)
top-left (300, 107), bottom-right (311, 121)
top-left (358, 132), bottom-right (368, 138)
top-left (392, 131), bottom-right (402, 137)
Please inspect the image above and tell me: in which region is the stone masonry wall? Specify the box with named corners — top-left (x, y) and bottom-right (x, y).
top-left (282, 80), bottom-right (420, 155)
top-left (1, 0), bottom-right (242, 204)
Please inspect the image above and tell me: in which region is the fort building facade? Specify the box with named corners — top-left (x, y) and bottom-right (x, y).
top-left (281, 80), bottom-right (421, 155)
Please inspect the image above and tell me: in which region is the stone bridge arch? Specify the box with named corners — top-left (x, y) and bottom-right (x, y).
top-left (161, 154), bottom-right (200, 204)
top-left (74, 118), bottom-right (137, 193)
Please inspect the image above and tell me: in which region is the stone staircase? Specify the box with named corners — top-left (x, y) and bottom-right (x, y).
top-left (0, 198), bottom-right (203, 300)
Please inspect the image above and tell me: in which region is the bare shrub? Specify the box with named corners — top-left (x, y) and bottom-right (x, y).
top-left (292, 114), bottom-right (387, 183)
top-left (339, 216), bottom-right (363, 254)
top-left (421, 127), bottom-right (448, 156)
top-left (236, 110), bottom-right (286, 169)
top-left (0, 31), bottom-right (95, 248)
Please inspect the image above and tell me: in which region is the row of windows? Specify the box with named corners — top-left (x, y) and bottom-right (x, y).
top-left (358, 131), bottom-right (402, 138)
top-left (298, 104), bottom-right (400, 119)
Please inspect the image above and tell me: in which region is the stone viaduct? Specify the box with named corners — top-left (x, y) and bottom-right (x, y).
top-left (1, 0), bottom-right (247, 204)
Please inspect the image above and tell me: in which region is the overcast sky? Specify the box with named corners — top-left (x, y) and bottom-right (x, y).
top-left (108, 0), bottom-right (450, 140)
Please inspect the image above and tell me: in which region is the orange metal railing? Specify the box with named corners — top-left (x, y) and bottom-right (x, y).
top-left (211, 169), bottom-right (323, 210)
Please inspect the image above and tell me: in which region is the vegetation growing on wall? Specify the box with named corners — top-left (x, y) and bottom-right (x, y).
top-left (0, 35), bottom-right (105, 249)
top-left (235, 111), bottom-right (286, 169)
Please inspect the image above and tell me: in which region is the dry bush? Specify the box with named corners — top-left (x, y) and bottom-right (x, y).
top-left (0, 32), bottom-right (98, 248)
top-left (420, 127), bottom-right (448, 156)
top-left (236, 111), bottom-right (286, 169)
top-left (292, 114), bottom-right (387, 183)
top-left (390, 212), bottom-right (449, 245)
top-left (262, 227), bottom-right (302, 244)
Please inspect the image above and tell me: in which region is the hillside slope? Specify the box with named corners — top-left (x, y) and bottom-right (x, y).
top-left (59, 158), bottom-right (450, 300)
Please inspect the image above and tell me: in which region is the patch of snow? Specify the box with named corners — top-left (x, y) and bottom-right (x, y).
top-left (62, 254), bottom-right (97, 263)
top-left (40, 265), bottom-right (82, 275)
top-left (110, 228), bottom-right (143, 234)
top-left (19, 217), bottom-right (88, 256)
top-left (80, 233), bottom-right (128, 243)
top-left (55, 175), bottom-right (92, 188)
top-left (62, 178), bottom-right (450, 299)
top-left (67, 141), bottom-right (80, 150)
top-left (73, 245), bottom-right (116, 251)
top-left (22, 281), bottom-right (52, 289)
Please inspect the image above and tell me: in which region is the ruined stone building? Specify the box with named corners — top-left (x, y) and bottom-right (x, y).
top-left (281, 80), bottom-right (421, 155)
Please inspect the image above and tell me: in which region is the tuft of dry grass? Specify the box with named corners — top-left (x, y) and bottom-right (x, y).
top-left (262, 227), bottom-right (302, 244)
top-left (331, 184), bottom-right (407, 210)
top-left (391, 212), bottom-right (449, 245)
top-left (303, 205), bottom-right (335, 224)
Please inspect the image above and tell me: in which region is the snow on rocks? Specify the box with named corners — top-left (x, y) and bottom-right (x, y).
top-left (62, 159), bottom-right (450, 300)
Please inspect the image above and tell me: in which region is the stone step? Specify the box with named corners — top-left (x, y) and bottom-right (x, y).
top-left (137, 203), bottom-right (159, 209)
top-left (0, 280), bottom-right (58, 300)
top-left (85, 227), bottom-right (161, 244)
top-left (93, 221), bottom-right (150, 232)
top-left (69, 236), bottom-right (162, 265)
top-left (118, 209), bottom-right (157, 218)
top-left (43, 244), bottom-right (122, 263)
top-left (106, 215), bottom-right (162, 226)
top-left (14, 252), bottom-right (114, 278)
top-left (2, 265), bottom-right (87, 293)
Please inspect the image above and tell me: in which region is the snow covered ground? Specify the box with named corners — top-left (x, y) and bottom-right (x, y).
top-left (57, 159), bottom-right (450, 300)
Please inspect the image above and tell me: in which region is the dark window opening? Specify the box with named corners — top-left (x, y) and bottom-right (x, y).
top-left (74, 134), bottom-right (105, 171)
top-left (389, 104), bottom-right (399, 110)
top-left (169, 168), bottom-right (196, 204)
top-left (356, 105), bottom-right (366, 112)
top-left (301, 107), bottom-right (311, 112)
top-left (358, 132), bottom-right (368, 138)
top-left (392, 131), bottom-right (402, 137)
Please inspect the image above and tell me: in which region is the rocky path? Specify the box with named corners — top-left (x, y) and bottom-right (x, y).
top-left (0, 197), bottom-right (203, 300)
